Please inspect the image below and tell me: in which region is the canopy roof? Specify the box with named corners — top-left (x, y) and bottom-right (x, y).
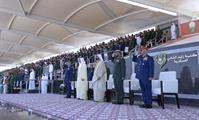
top-left (0, 0), bottom-right (198, 71)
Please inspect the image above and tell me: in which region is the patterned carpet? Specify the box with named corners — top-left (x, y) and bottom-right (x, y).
top-left (0, 94), bottom-right (198, 120)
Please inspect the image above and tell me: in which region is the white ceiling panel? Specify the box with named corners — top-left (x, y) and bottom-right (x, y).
top-left (11, 16), bottom-right (46, 34)
top-left (2, 52), bottom-right (19, 59)
top-left (0, 0), bottom-right (21, 12)
top-left (31, 50), bottom-right (54, 59)
top-left (0, 40), bottom-right (11, 51)
top-left (10, 45), bottom-right (31, 54)
top-left (102, 0), bottom-right (139, 16)
top-left (0, 12), bottom-right (12, 28)
top-left (0, 58), bottom-right (12, 64)
top-left (31, 0), bottom-right (93, 21)
top-left (68, 3), bottom-right (111, 29)
top-left (21, 36), bottom-right (47, 48)
top-left (153, 0), bottom-right (199, 12)
top-left (63, 31), bottom-right (113, 47)
top-left (98, 11), bottom-right (174, 34)
top-left (39, 24), bottom-right (71, 40)
top-left (0, 51), bottom-right (3, 56)
top-left (44, 43), bottom-right (74, 53)
top-left (20, 0), bottom-right (36, 12)
top-left (0, 31), bottom-right (22, 43)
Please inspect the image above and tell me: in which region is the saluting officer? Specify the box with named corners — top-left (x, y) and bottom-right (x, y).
top-left (133, 46), bottom-right (154, 108)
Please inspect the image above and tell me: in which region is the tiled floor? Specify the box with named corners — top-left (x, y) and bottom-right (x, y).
top-left (0, 106), bottom-right (47, 120)
top-left (0, 94), bottom-right (198, 120)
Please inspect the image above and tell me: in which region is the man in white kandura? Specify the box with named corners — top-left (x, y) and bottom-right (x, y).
top-left (48, 62), bottom-right (54, 80)
top-left (60, 58), bottom-right (64, 79)
top-left (3, 75), bottom-right (8, 94)
top-left (92, 55), bottom-right (107, 102)
top-left (76, 58), bottom-right (88, 100)
top-left (41, 74), bottom-right (48, 94)
top-left (29, 69), bottom-right (35, 90)
top-left (171, 23), bottom-right (177, 40)
top-left (135, 34), bottom-right (142, 46)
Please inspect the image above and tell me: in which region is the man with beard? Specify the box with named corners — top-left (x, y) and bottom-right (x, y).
top-left (112, 50), bottom-right (126, 104)
top-left (92, 55), bottom-right (107, 102)
top-left (76, 58), bottom-right (88, 100)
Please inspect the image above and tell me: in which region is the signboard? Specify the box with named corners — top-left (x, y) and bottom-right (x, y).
top-left (180, 19), bottom-right (199, 36)
top-left (153, 50), bottom-right (199, 94)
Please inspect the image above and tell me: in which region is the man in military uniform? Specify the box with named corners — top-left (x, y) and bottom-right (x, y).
top-left (133, 46), bottom-right (154, 108)
top-left (112, 50), bottom-right (126, 104)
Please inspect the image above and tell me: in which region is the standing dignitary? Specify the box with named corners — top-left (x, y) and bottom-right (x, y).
top-left (48, 62), bottom-right (54, 80)
top-left (60, 58), bottom-right (64, 79)
top-left (0, 74), bottom-right (3, 93)
top-left (171, 23), bottom-right (177, 40)
top-left (3, 75), bottom-right (8, 94)
top-left (133, 46), bottom-right (154, 108)
top-left (40, 62), bottom-right (49, 93)
top-left (29, 69), bottom-right (36, 90)
top-left (41, 74), bottom-right (48, 94)
top-left (112, 50), bottom-right (126, 104)
top-left (24, 68), bottom-right (29, 92)
top-left (64, 61), bottom-right (73, 98)
top-left (92, 55), bottom-right (107, 102)
top-left (76, 58), bottom-right (88, 100)
top-left (135, 34), bottom-right (142, 46)
top-left (43, 62), bottom-right (49, 77)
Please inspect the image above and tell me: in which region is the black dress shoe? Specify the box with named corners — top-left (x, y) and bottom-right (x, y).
top-left (117, 102), bottom-right (123, 104)
top-left (64, 96), bottom-right (71, 98)
top-left (112, 101), bottom-right (123, 104)
top-left (139, 105), bottom-right (147, 108)
top-left (145, 105), bottom-right (152, 109)
top-left (139, 104), bottom-right (152, 108)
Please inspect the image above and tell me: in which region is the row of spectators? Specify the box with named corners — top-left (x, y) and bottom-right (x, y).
top-left (0, 27), bottom-right (167, 93)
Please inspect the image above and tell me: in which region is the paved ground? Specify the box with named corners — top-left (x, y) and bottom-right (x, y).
top-left (0, 94), bottom-right (198, 120)
top-left (0, 106), bottom-right (47, 120)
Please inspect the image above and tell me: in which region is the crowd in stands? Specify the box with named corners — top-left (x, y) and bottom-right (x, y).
top-left (0, 27), bottom-right (169, 93)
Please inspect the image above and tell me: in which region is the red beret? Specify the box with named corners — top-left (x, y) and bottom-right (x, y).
top-left (140, 46), bottom-right (148, 50)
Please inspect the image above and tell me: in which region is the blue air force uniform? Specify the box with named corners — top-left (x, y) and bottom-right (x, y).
top-left (87, 68), bottom-right (94, 81)
top-left (133, 54), bottom-right (154, 106)
top-left (64, 65), bottom-right (73, 97)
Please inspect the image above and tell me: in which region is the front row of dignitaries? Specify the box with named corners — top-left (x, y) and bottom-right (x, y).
top-left (63, 46), bottom-right (154, 108)
top-left (63, 52), bottom-right (126, 103)
top-left (63, 55), bottom-right (108, 101)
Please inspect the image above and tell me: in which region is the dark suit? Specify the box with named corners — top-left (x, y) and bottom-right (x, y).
top-left (64, 65), bottom-right (73, 97)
